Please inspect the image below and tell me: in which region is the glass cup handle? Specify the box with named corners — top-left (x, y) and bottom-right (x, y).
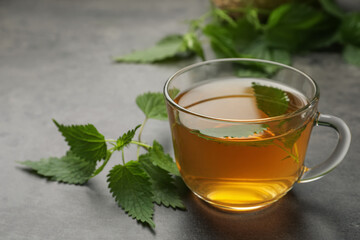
top-left (298, 113), bottom-right (351, 183)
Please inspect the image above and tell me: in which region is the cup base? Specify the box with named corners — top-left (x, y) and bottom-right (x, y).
top-left (192, 188), bottom-right (290, 212)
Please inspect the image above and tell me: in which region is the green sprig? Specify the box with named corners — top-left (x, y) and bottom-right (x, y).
top-left (114, 1), bottom-right (360, 68)
top-left (18, 92), bottom-right (184, 229)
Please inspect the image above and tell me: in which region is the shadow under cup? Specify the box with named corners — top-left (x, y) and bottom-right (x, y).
top-left (164, 58), bottom-right (351, 211)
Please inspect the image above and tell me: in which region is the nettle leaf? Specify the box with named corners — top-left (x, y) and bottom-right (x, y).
top-left (168, 87), bottom-right (180, 99)
top-left (212, 8), bottom-right (237, 27)
top-left (340, 13), bottom-right (360, 47)
top-left (53, 120), bottom-right (107, 162)
top-left (136, 92), bottom-right (168, 120)
top-left (236, 68), bottom-right (269, 78)
top-left (107, 161), bottom-right (155, 228)
top-left (269, 47), bottom-right (291, 66)
top-left (183, 32), bottom-right (205, 60)
top-left (265, 3), bottom-right (335, 52)
top-left (244, 8), bottom-right (263, 30)
top-left (190, 129), bottom-right (274, 147)
top-left (203, 24), bottom-right (240, 58)
top-left (114, 35), bottom-right (189, 63)
top-left (319, 0), bottom-right (345, 19)
top-left (91, 150), bottom-right (113, 178)
top-left (19, 151), bottom-right (96, 184)
top-left (197, 125), bottom-right (267, 139)
top-left (343, 44), bottom-right (360, 67)
top-left (115, 125), bottom-right (141, 151)
top-left (139, 156), bottom-right (185, 209)
top-left (240, 38), bottom-right (291, 74)
top-left (283, 125), bottom-right (306, 149)
top-left (252, 82), bottom-right (289, 117)
top-left (231, 18), bottom-right (259, 51)
top-left (142, 140), bottom-right (180, 176)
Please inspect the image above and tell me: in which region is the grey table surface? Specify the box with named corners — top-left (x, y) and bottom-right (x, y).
top-left (1, 0), bottom-right (359, 239)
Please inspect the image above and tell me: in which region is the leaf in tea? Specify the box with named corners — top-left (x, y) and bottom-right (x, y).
top-left (252, 82), bottom-right (289, 117)
top-left (282, 125), bottom-right (306, 149)
top-left (198, 124), bottom-right (267, 139)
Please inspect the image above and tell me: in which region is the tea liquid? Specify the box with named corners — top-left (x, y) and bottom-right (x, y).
top-left (170, 79), bottom-right (314, 210)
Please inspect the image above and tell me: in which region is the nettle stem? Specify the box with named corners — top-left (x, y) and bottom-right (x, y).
top-left (136, 118), bottom-right (148, 158)
top-left (122, 150), bottom-right (125, 165)
top-left (93, 127), bottom-right (152, 177)
top-left (91, 149), bottom-right (113, 178)
top-left (273, 142), bottom-right (299, 163)
top-left (132, 140), bottom-right (151, 150)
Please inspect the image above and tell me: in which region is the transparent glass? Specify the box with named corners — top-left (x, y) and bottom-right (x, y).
top-left (164, 58), bottom-right (351, 211)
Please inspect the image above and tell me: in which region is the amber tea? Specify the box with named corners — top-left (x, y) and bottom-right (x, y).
top-left (170, 79), bottom-right (314, 210)
top-left (165, 59), bottom-right (351, 212)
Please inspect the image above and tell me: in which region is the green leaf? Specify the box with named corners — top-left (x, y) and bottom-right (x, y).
top-left (91, 150), bottom-right (113, 178)
top-left (252, 82), bottom-right (289, 117)
top-left (236, 68), bottom-right (269, 78)
top-left (53, 120), bottom-right (107, 162)
top-left (240, 38), bottom-right (291, 74)
top-left (136, 92), bottom-right (168, 120)
top-left (115, 125), bottom-right (141, 151)
top-left (202, 24), bottom-right (240, 58)
top-left (343, 44), bottom-right (360, 66)
top-left (265, 3), bottom-right (337, 51)
top-left (282, 125), bottom-right (306, 149)
top-left (319, 0), bottom-right (345, 19)
top-left (143, 140), bottom-right (180, 176)
top-left (139, 156), bottom-right (185, 209)
top-left (270, 47), bottom-right (291, 66)
top-left (280, 155), bottom-right (292, 161)
top-left (232, 18), bottom-right (259, 50)
top-left (107, 161), bottom-right (155, 228)
top-left (340, 13), bottom-right (360, 47)
top-left (190, 129), bottom-right (274, 147)
top-left (114, 35), bottom-right (188, 63)
top-left (265, 4), bottom-right (291, 29)
top-left (212, 8), bottom-right (237, 27)
top-left (183, 32), bottom-right (205, 60)
top-left (197, 124), bottom-right (267, 139)
top-left (245, 8), bottom-right (263, 30)
top-left (168, 87), bottom-right (181, 99)
top-left (19, 151), bottom-right (96, 184)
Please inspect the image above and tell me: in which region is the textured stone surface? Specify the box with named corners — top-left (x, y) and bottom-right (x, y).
top-left (0, 0), bottom-right (359, 239)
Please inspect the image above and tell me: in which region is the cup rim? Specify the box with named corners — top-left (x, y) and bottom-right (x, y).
top-left (163, 58), bottom-right (319, 123)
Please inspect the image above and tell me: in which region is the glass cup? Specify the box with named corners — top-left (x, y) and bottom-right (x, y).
top-left (164, 58), bottom-right (351, 211)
